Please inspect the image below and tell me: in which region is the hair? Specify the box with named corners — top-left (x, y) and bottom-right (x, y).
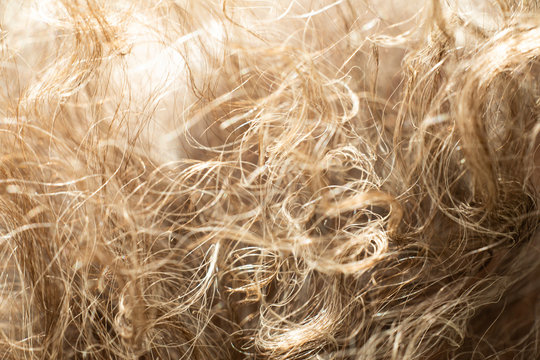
top-left (0, 0), bottom-right (539, 359)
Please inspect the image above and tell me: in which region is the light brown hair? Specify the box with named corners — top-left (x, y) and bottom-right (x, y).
top-left (0, 0), bottom-right (539, 359)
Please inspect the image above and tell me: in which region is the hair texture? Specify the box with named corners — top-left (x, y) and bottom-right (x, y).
top-left (0, 0), bottom-right (539, 359)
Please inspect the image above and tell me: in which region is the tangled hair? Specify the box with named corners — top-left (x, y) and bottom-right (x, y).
top-left (0, 0), bottom-right (539, 359)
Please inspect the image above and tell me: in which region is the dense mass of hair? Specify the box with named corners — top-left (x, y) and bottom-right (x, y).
top-left (0, 0), bottom-right (539, 359)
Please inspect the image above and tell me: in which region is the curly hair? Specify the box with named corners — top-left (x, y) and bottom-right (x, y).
top-left (0, 0), bottom-right (538, 359)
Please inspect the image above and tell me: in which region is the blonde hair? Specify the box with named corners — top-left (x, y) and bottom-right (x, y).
top-left (0, 0), bottom-right (539, 359)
